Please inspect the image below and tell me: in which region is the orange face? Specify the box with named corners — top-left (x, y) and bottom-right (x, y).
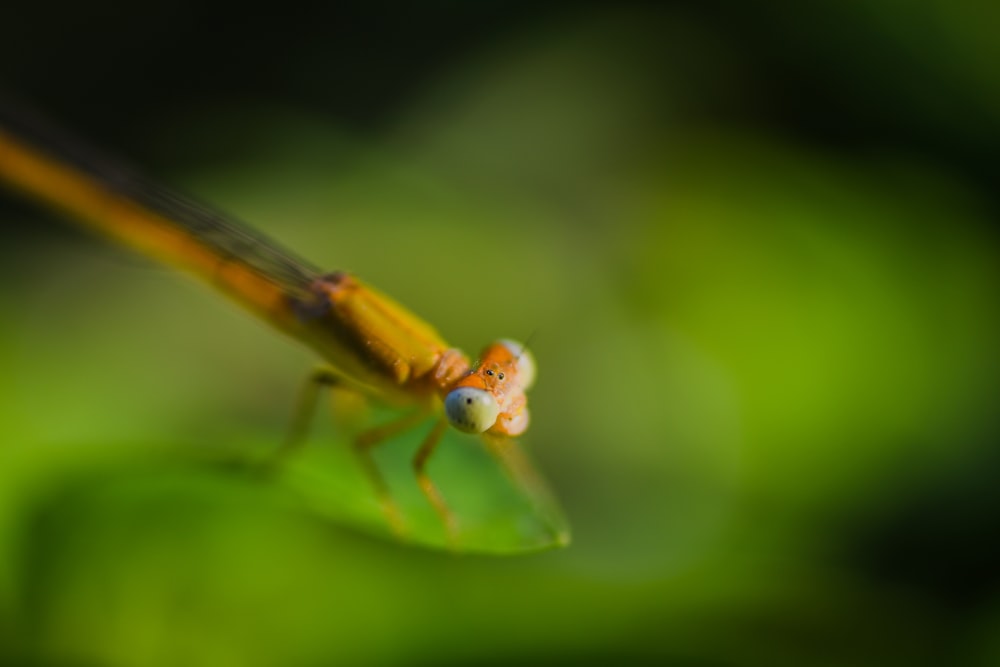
top-left (444, 340), bottom-right (535, 437)
top-left (455, 343), bottom-right (521, 408)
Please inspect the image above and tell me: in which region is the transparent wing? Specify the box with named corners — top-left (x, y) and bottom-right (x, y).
top-left (0, 95), bottom-right (322, 299)
top-left (481, 433), bottom-right (571, 548)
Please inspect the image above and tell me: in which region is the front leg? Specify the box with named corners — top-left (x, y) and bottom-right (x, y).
top-left (412, 419), bottom-right (459, 547)
top-left (354, 410), bottom-right (432, 538)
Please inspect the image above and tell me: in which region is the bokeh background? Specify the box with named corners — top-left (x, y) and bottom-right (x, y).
top-left (2, 1), bottom-right (1000, 665)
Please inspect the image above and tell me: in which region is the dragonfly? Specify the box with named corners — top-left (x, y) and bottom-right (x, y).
top-left (0, 98), bottom-right (568, 549)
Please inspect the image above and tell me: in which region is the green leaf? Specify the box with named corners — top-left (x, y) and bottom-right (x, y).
top-left (204, 415), bottom-right (570, 554)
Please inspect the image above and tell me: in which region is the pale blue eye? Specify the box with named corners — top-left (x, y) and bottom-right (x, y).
top-left (445, 387), bottom-right (500, 433)
top-left (499, 339), bottom-right (536, 390)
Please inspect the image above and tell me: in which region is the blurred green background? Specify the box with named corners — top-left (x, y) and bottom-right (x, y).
top-left (3, 1), bottom-right (1000, 665)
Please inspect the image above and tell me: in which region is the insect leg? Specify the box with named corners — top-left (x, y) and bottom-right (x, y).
top-left (273, 365), bottom-right (344, 463)
top-left (354, 409), bottom-right (432, 538)
top-left (412, 418), bottom-right (459, 547)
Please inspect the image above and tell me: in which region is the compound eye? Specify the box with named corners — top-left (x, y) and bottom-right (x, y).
top-left (445, 387), bottom-right (500, 433)
top-left (498, 339), bottom-right (536, 390)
